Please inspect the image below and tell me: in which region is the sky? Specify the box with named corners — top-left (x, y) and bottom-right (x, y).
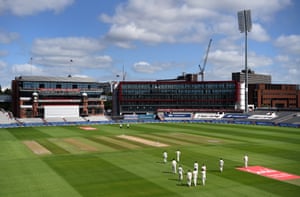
top-left (0, 0), bottom-right (299, 89)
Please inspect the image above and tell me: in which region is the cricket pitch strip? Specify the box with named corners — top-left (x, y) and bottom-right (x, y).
top-left (117, 134), bottom-right (169, 147)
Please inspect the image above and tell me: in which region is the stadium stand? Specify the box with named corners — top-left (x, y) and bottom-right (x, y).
top-left (0, 109), bottom-right (15, 123)
top-left (0, 107), bottom-right (299, 128)
top-left (0, 109), bottom-right (19, 128)
top-left (194, 112), bottom-right (225, 119)
top-left (63, 117), bottom-right (86, 122)
top-left (85, 116), bottom-right (112, 123)
top-left (162, 112), bottom-right (193, 121)
top-left (17, 118), bottom-right (45, 127)
top-left (248, 112), bottom-right (277, 120)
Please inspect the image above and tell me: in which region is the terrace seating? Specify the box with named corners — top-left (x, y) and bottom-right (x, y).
top-left (17, 118), bottom-right (44, 123)
top-left (0, 110), bottom-right (17, 124)
top-left (44, 117), bottom-right (66, 123)
top-left (85, 115), bottom-right (111, 122)
top-left (17, 118), bottom-right (45, 126)
top-left (63, 116), bottom-right (86, 122)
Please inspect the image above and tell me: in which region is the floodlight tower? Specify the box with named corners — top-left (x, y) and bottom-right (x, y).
top-left (238, 10), bottom-right (252, 113)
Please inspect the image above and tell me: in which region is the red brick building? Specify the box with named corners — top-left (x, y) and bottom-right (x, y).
top-left (248, 84), bottom-right (300, 109)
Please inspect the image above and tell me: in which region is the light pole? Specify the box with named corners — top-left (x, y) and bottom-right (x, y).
top-left (238, 10), bottom-right (252, 113)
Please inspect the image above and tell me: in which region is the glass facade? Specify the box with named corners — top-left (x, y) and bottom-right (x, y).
top-left (12, 76), bottom-right (109, 118)
top-left (116, 81), bottom-right (240, 114)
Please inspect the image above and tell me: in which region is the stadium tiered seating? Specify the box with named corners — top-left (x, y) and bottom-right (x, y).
top-left (17, 118), bottom-right (45, 127)
top-left (0, 109), bottom-right (19, 128)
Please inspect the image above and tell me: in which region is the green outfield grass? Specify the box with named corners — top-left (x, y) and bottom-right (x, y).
top-left (0, 123), bottom-right (299, 196)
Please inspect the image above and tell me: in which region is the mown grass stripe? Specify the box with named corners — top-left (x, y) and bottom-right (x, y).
top-left (94, 136), bottom-right (142, 149)
top-left (137, 133), bottom-right (191, 146)
top-left (1, 123), bottom-right (300, 196)
top-left (153, 132), bottom-right (225, 145)
top-left (85, 136), bottom-right (126, 150)
top-left (8, 127), bottom-right (51, 140)
top-left (86, 136), bottom-right (135, 151)
top-left (36, 139), bottom-right (70, 155)
top-left (154, 123), bottom-right (251, 143)
top-left (43, 154), bottom-right (176, 197)
top-left (191, 123), bottom-right (300, 144)
top-left (48, 138), bottom-right (83, 154)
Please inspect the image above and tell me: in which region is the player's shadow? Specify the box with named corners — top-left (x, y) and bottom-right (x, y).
top-left (162, 171), bottom-right (174, 174)
top-left (176, 182), bottom-right (187, 187)
top-left (156, 161), bottom-right (166, 164)
top-left (168, 178), bottom-right (178, 181)
top-left (209, 169), bottom-right (221, 173)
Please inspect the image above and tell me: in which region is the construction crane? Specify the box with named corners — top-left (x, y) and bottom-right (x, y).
top-left (199, 38), bottom-right (212, 81)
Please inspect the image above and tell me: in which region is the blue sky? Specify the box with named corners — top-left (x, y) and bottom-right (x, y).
top-left (0, 0), bottom-right (299, 89)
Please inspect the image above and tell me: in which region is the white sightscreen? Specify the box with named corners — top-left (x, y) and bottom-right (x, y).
top-left (44, 105), bottom-right (79, 118)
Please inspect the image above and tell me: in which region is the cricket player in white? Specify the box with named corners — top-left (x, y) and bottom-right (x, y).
top-left (171, 158), bottom-right (177, 174)
top-left (192, 168), bottom-right (198, 186)
top-left (201, 168), bottom-right (206, 186)
top-left (244, 155), bottom-right (248, 168)
top-left (194, 161), bottom-right (199, 172)
top-left (176, 149), bottom-right (181, 162)
top-left (163, 151), bottom-right (168, 163)
top-left (201, 164), bottom-right (206, 172)
top-left (187, 170), bottom-right (192, 187)
top-left (219, 158), bottom-right (224, 172)
top-left (178, 165), bottom-right (184, 182)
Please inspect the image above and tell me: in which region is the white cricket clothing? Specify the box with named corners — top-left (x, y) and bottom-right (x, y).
top-left (163, 152), bottom-right (168, 163)
top-left (187, 171), bottom-right (192, 187)
top-left (172, 159), bottom-right (177, 174)
top-left (194, 162), bottom-right (199, 172)
top-left (220, 159), bottom-right (224, 172)
top-left (244, 155), bottom-right (248, 168)
top-left (192, 169), bottom-right (198, 186)
top-left (201, 170), bottom-right (206, 186)
top-left (176, 150), bottom-right (181, 162)
top-left (178, 166), bottom-right (184, 181)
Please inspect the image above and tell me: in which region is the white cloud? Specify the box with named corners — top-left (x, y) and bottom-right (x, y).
top-left (273, 34), bottom-right (300, 84)
top-left (101, 0), bottom-right (290, 46)
top-left (275, 34), bottom-right (300, 55)
top-left (204, 49), bottom-right (273, 81)
top-left (12, 63), bottom-right (43, 75)
top-left (271, 59), bottom-right (300, 84)
top-left (133, 61), bottom-right (163, 74)
top-left (276, 55), bottom-right (290, 62)
top-left (185, 0), bottom-right (291, 20)
top-left (0, 0), bottom-right (74, 16)
top-left (31, 37), bottom-right (111, 69)
top-left (247, 51), bottom-right (273, 68)
top-left (209, 50), bottom-right (241, 68)
top-left (106, 23), bottom-right (165, 43)
top-left (0, 31), bottom-right (19, 44)
top-left (250, 23), bottom-right (270, 42)
top-left (32, 37), bottom-right (104, 57)
top-left (0, 60), bottom-right (7, 69)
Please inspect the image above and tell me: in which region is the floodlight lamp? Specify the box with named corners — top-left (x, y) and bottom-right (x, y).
top-left (237, 10), bottom-right (252, 33)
